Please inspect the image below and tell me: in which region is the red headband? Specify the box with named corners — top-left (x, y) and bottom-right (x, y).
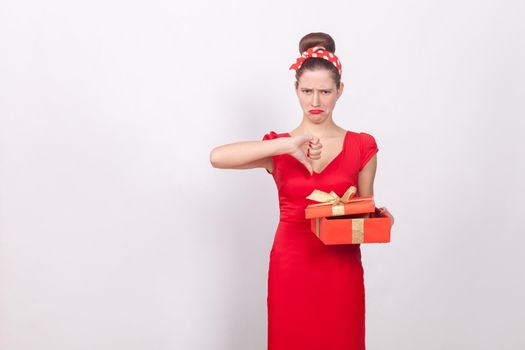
top-left (289, 46), bottom-right (342, 76)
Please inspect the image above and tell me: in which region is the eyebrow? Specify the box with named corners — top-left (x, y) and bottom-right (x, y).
top-left (300, 88), bottom-right (333, 91)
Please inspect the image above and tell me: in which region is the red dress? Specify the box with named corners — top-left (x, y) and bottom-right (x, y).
top-left (261, 130), bottom-right (379, 350)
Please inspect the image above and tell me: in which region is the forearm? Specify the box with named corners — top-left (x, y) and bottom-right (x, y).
top-left (210, 138), bottom-right (293, 169)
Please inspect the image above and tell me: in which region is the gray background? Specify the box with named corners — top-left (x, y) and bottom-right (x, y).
top-left (1, 0), bottom-right (524, 349)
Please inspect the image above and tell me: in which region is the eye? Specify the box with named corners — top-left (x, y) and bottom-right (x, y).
top-left (322, 90), bottom-right (331, 94)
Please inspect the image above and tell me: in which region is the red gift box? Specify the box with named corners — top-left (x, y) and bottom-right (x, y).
top-left (305, 186), bottom-right (392, 245)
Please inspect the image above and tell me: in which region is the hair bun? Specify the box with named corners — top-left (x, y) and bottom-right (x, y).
top-left (299, 33), bottom-right (336, 54)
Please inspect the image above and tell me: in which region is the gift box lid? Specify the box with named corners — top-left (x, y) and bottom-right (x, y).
top-left (304, 185), bottom-right (375, 219)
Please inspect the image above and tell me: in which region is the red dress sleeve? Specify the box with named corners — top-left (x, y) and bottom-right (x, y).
top-left (359, 132), bottom-right (379, 171)
top-left (262, 131), bottom-right (279, 174)
top-left (262, 131), bottom-right (278, 141)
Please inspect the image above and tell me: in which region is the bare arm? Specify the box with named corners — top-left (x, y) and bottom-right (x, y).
top-left (357, 154), bottom-right (395, 225)
top-left (357, 154), bottom-right (377, 218)
top-left (210, 137), bottom-right (294, 172)
top-left (357, 154), bottom-right (377, 197)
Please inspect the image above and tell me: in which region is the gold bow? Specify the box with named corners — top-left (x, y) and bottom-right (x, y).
top-left (306, 185), bottom-right (370, 216)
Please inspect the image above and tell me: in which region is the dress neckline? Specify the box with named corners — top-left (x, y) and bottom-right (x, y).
top-left (285, 131), bottom-right (349, 176)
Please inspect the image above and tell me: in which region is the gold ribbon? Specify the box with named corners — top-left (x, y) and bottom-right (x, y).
top-left (314, 218), bottom-right (320, 238)
top-left (306, 185), bottom-right (369, 216)
top-left (352, 219), bottom-right (364, 243)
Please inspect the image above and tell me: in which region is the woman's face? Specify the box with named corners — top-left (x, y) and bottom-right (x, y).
top-left (295, 69), bottom-right (344, 122)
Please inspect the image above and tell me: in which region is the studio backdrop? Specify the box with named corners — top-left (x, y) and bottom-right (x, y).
top-left (1, 0), bottom-right (524, 349)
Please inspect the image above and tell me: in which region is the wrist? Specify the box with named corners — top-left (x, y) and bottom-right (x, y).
top-left (272, 137), bottom-right (296, 156)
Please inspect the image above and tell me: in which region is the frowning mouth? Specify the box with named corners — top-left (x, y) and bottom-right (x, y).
top-left (309, 109), bottom-right (324, 114)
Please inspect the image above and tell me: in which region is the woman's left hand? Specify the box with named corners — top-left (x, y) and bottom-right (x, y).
top-left (379, 207), bottom-right (394, 227)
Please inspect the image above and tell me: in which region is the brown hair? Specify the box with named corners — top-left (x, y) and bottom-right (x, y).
top-left (294, 32), bottom-right (341, 91)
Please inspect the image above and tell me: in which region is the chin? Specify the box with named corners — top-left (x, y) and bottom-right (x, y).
top-left (308, 116), bottom-right (325, 123)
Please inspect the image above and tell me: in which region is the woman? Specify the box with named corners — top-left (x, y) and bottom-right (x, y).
top-left (210, 32), bottom-right (394, 350)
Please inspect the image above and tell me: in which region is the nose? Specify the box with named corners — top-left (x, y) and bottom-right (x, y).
top-left (312, 91), bottom-right (320, 107)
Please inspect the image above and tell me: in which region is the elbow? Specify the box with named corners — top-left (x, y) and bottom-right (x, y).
top-left (209, 148), bottom-right (218, 168)
top-left (209, 147), bottom-right (223, 168)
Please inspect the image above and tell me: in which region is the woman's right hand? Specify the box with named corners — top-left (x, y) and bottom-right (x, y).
top-left (288, 134), bottom-right (322, 175)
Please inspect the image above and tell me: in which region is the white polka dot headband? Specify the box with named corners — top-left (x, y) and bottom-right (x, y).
top-left (289, 46), bottom-right (342, 76)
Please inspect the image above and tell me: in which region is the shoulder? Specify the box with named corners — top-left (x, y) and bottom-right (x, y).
top-left (346, 130), bottom-right (374, 141)
top-left (352, 131), bottom-right (379, 171)
top-left (347, 130), bottom-right (377, 144)
top-left (359, 131), bottom-right (377, 145)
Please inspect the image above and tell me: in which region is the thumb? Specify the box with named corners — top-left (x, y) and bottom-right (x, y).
top-left (301, 159), bottom-right (313, 176)
top-left (293, 146), bottom-right (313, 175)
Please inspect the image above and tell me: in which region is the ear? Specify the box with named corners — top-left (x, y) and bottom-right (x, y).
top-left (337, 82), bottom-right (344, 99)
